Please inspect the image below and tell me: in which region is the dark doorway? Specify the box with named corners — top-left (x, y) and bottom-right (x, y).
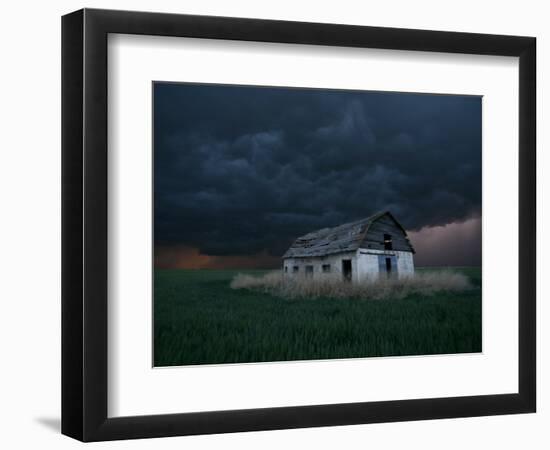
top-left (384, 233), bottom-right (393, 250)
top-left (378, 255), bottom-right (397, 278)
top-left (342, 259), bottom-right (352, 281)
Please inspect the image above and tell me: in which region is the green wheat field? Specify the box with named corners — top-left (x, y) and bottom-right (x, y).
top-left (154, 267), bottom-right (481, 367)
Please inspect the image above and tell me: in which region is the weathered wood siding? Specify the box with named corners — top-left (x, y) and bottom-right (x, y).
top-left (361, 214), bottom-right (414, 253)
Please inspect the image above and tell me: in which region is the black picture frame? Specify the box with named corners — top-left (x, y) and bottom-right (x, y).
top-left (62, 8), bottom-right (536, 442)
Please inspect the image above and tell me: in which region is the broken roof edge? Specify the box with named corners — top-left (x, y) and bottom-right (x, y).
top-left (281, 210), bottom-right (417, 259)
top-left (281, 211), bottom-right (381, 259)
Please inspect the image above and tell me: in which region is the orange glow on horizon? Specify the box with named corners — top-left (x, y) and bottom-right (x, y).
top-left (155, 245), bottom-right (281, 270)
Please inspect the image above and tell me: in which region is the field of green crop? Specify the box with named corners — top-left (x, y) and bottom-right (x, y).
top-left (154, 268), bottom-right (481, 366)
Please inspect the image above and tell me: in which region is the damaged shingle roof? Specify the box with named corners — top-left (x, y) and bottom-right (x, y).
top-left (282, 211), bottom-right (404, 258)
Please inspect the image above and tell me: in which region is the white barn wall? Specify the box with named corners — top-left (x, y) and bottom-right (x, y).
top-left (357, 249), bottom-right (415, 281)
top-left (283, 249), bottom-right (414, 282)
top-left (283, 251), bottom-right (357, 281)
top-left (356, 250), bottom-right (379, 282)
top-left (396, 251), bottom-right (415, 277)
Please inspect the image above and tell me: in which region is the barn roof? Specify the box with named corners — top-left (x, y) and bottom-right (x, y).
top-left (282, 211), bottom-right (410, 259)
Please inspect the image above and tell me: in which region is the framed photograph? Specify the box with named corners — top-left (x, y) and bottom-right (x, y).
top-left (61, 8), bottom-right (536, 441)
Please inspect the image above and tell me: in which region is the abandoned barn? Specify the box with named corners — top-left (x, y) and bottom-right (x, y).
top-left (282, 211), bottom-right (415, 282)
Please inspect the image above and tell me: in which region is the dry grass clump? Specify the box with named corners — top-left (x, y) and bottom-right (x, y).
top-left (230, 270), bottom-right (472, 300)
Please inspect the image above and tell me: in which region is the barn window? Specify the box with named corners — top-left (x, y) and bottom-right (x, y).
top-left (292, 266), bottom-right (299, 273)
top-left (322, 264), bottom-right (331, 273)
top-left (384, 233), bottom-right (393, 250)
top-left (305, 266), bottom-right (314, 278)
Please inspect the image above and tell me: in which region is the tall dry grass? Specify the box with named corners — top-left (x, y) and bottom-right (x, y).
top-left (230, 270), bottom-right (472, 300)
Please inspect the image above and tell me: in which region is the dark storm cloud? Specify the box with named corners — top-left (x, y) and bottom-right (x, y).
top-left (154, 83), bottom-right (481, 262)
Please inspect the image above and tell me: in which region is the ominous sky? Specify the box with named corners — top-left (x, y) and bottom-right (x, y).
top-left (154, 83), bottom-right (481, 268)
